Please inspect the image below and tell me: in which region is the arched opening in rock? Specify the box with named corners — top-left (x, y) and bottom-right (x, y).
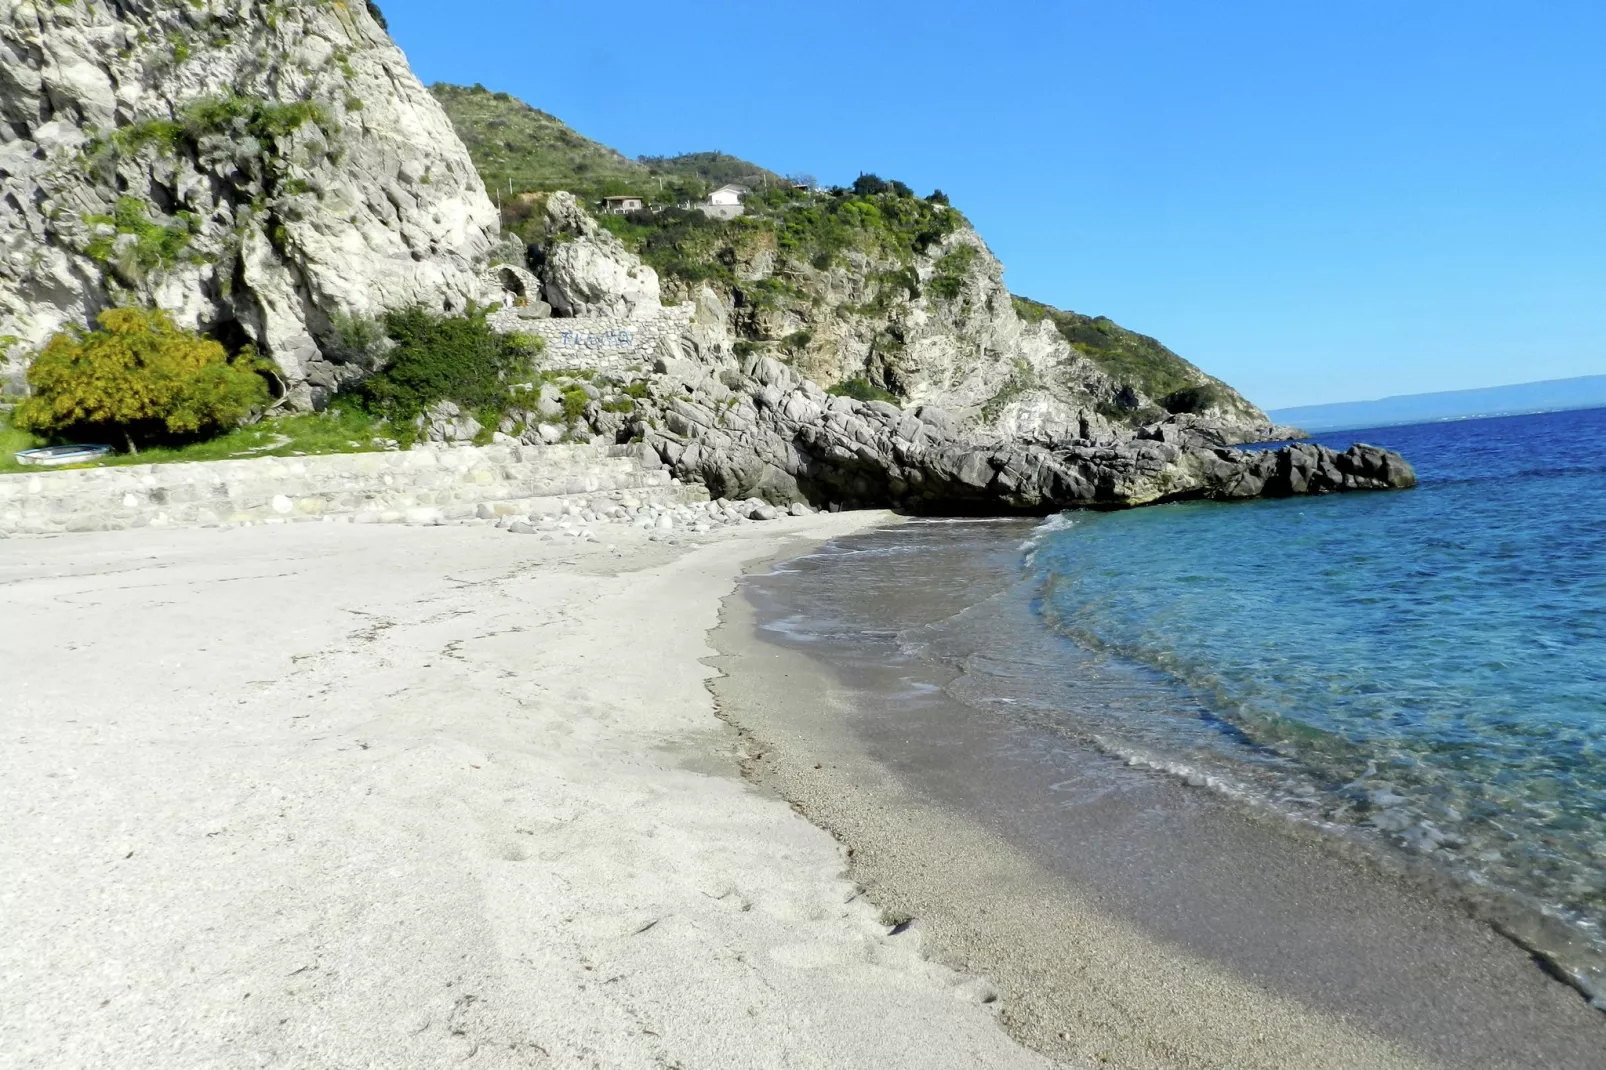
top-left (497, 266), bottom-right (527, 299)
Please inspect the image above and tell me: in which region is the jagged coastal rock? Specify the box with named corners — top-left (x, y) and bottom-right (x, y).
top-left (727, 223), bottom-right (1278, 444)
top-left (626, 337), bottom-right (1413, 512)
top-left (483, 194), bottom-right (1412, 510)
top-left (0, 0), bottom-right (499, 406)
top-left (564, 189), bottom-right (1295, 447)
top-left (538, 192), bottom-right (662, 319)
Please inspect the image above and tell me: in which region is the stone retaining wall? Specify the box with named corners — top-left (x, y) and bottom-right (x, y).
top-left (0, 443), bottom-right (706, 535)
top-left (489, 302), bottom-right (696, 377)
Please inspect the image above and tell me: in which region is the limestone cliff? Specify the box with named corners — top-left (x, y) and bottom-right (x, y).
top-left (463, 196), bottom-right (1410, 511)
top-left (435, 86), bottom-right (1286, 445)
top-left (504, 186), bottom-right (1285, 448)
top-left (0, 19), bottom-right (1405, 517)
top-left (0, 0), bottom-right (500, 406)
top-left (566, 323), bottom-right (1415, 513)
top-left (694, 214), bottom-right (1284, 446)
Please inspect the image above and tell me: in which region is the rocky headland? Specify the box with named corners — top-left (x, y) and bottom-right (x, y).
top-left (0, 1), bottom-right (1414, 515)
top-left (477, 193), bottom-right (1416, 513)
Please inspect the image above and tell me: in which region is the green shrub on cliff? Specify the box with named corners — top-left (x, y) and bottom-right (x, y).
top-left (826, 377), bottom-right (900, 406)
top-left (589, 185), bottom-right (961, 295)
top-left (600, 207), bottom-right (738, 286)
top-left (1159, 383), bottom-right (1232, 415)
top-left (14, 308), bottom-right (268, 454)
top-left (851, 174), bottom-right (913, 198)
top-left (83, 196), bottom-right (199, 274)
top-left (928, 245), bottom-right (978, 301)
top-left (350, 306), bottom-right (541, 423)
top-left (90, 96), bottom-right (330, 164)
top-left (772, 189), bottom-right (958, 271)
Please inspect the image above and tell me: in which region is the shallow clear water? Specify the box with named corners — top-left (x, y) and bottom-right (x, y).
top-left (752, 407), bottom-right (1606, 1005)
top-left (1024, 407), bottom-right (1606, 998)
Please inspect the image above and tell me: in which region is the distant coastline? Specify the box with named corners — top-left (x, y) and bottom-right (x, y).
top-left (1271, 374), bottom-right (1606, 432)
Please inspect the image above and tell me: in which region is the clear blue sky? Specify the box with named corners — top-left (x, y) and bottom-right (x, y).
top-left (380, 0), bottom-right (1604, 409)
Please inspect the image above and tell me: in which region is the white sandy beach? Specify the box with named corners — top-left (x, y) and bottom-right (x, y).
top-left (0, 516), bottom-right (1055, 1070)
top-left (11, 511), bottom-right (1603, 1070)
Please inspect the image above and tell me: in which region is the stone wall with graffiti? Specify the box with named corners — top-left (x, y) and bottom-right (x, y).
top-left (490, 302), bottom-right (697, 376)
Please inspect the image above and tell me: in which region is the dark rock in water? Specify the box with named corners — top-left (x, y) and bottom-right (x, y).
top-left (628, 349), bottom-right (1415, 514)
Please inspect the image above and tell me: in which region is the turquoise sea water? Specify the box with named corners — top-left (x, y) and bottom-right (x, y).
top-left (1027, 407), bottom-right (1606, 1000)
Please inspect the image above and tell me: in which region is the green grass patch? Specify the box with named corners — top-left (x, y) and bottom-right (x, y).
top-left (0, 408), bottom-right (393, 476)
top-left (0, 411), bottom-right (39, 472)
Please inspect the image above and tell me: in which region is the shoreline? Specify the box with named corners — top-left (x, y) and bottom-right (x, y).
top-left (1, 515), bottom-right (1053, 1069)
top-left (709, 519), bottom-right (1606, 1069)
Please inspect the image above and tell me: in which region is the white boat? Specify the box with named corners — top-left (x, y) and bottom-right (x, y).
top-left (14, 444), bottom-right (114, 467)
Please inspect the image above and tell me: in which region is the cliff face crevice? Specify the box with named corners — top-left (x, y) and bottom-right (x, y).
top-left (0, 0), bottom-right (499, 406)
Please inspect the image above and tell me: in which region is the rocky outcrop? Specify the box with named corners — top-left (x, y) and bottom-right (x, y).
top-left (628, 340), bottom-right (1413, 513)
top-left (537, 192), bottom-right (661, 319)
top-left (516, 297), bottom-right (1412, 514)
top-left (479, 193), bottom-right (1408, 514)
top-left (652, 207), bottom-right (1287, 446)
top-left (1134, 411), bottom-right (1307, 450)
top-left (0, 0), bottom-right (500, 407)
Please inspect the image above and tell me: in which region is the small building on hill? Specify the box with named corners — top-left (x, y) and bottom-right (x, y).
top-left (700, 184), bottom-right (750, 220)
top-left (601, 195), bottom-right (645, 214)
top-left (708, 183), bottom-right (749, 207)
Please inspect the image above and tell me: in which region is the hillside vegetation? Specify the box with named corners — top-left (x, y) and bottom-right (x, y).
top-left (435, 84), bottom-right (1263, 428)
top-left (430, 83), bottom-right (644, 199)
top-left (635, 151), bottom-right (784, 190)
top-left (431, 83), bottom-right (779, 204)
top-left (1010, 296), bottom-right (1232, 414)
top-left (597, 177), bottom-right (962, 293)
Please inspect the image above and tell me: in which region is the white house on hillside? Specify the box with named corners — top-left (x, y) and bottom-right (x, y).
top-left (601, 195), bottom-right (645, 214)
top-left (700, 183), bottom-right (749, 220)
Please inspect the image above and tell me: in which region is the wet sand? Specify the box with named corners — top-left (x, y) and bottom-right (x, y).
top-left (709, 521), bottom-right (1606, 1069)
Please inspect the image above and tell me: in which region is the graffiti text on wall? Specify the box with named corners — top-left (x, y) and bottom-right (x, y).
top-left (558, 329), bottom-right (635, 350)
